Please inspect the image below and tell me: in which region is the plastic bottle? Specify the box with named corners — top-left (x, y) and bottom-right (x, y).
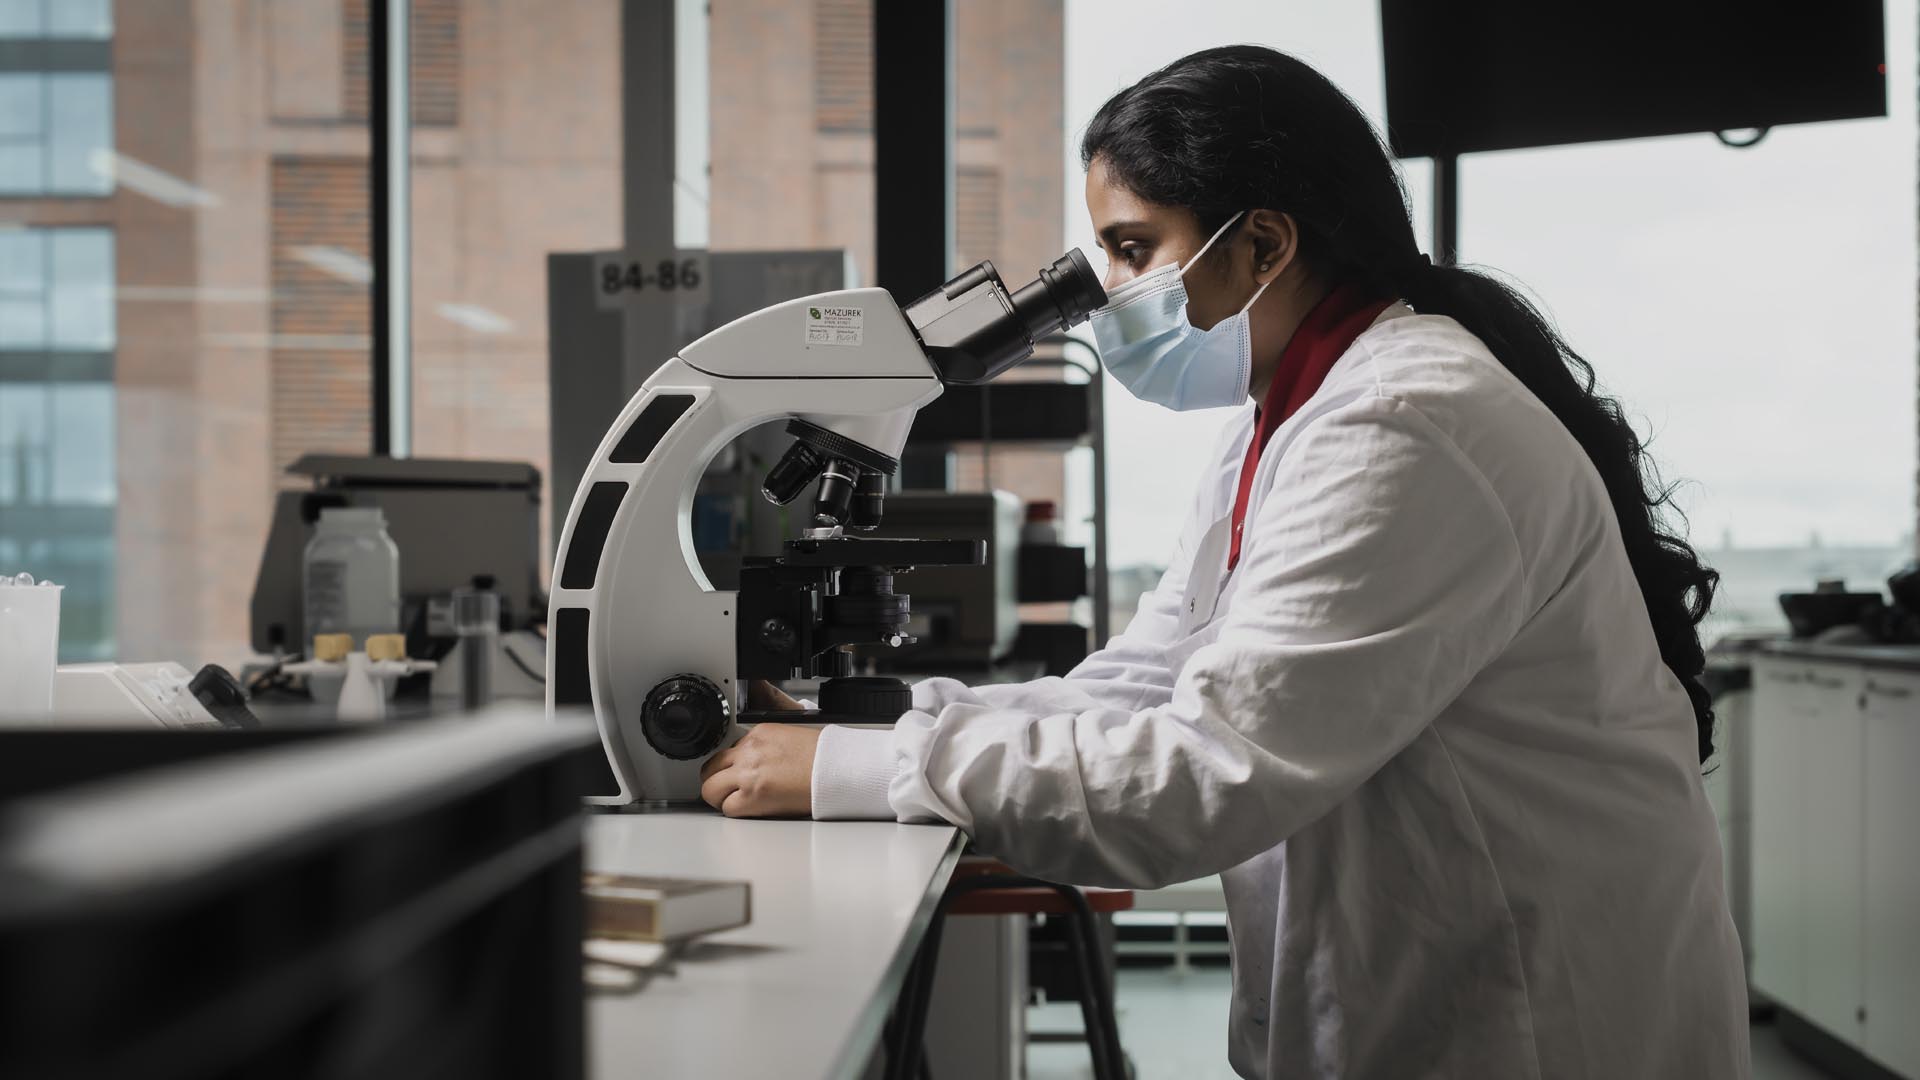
top-left (1021, 500), bottom-right (1061, 547)
top-left (450, 574), bottom-right (502, 710)
top-left (302, 506), bottom-right (400, 652)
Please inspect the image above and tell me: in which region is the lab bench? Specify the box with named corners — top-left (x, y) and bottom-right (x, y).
top-left (585, 814), bottom-right (963, 1080)
top-left (1748, 643), bottom-right (1920, 1080)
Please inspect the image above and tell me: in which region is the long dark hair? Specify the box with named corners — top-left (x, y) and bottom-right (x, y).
top-left (1083, 45), bottom-right (1720, 763)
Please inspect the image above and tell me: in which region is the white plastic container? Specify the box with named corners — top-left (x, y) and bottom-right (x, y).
top-left (0, 578), bottom-right (62, 722)
top-left (302, 506), bottom-right (400, 652)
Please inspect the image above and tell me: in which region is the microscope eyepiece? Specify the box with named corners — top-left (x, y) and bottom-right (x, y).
top-left (904, 248), bottom-right (1109, 386)
top-left (1010, 248), bottom-right (1106, 341)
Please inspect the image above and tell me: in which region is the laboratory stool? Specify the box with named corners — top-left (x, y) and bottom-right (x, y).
top-left (885, 858), bottom-right (1133, 1080)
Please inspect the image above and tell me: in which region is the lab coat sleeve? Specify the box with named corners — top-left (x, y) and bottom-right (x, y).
top-left (813, 546), bottom-right (1201, 819)
top-left (813, 396), bottom-right (1527, 887)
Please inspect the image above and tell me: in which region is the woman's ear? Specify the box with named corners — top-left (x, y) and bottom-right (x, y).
top-left (1245, 210), bottom-right (1299, 285)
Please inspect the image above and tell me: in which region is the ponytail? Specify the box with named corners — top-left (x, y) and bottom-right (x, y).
top-left (1388, 261), bottom-right (1719, 762)
top-left (1083, 45), bottom-right (1721, 762)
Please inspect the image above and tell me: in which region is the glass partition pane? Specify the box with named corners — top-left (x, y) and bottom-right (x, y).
top-left (0, 2), bottom-right (369, 666)
top-left (1456, 5), bottom-right (1916, 634)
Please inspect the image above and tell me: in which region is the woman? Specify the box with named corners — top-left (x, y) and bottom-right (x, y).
top-left (700, 45), bottom-right (1750, 1079)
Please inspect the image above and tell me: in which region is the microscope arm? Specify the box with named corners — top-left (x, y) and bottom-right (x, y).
top-left (548, 255), bottom-right (1106, 806)
top-left (546, 289), bottom-right (942, 804)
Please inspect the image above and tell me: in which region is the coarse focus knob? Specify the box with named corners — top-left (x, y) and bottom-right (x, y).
top-left (819, 676), bottom-right (912, 721)
top-left (640, 674), bottom-right (732, 761)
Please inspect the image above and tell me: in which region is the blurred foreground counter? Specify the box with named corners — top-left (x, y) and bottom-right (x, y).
top-left (587, 814), bottom-right (963, 1080)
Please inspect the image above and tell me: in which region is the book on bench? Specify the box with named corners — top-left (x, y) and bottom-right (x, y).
top-left (583, 873), bottom-right (752, 943)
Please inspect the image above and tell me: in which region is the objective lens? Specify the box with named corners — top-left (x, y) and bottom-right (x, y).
top-left (812, 460), bottom-right (859, 527)
top-left (847, 470), bottom-right (886, 531)
top-left (763, 440), bottom-right (826, 505)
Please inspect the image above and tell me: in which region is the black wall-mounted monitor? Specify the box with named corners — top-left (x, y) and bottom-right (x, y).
top-left (1381, 0), bottom-right (1888, 158)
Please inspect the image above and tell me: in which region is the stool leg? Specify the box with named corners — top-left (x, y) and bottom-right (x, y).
top-left (1052, 886), bottom-right (1127, 1080)
top-left (1058, 903), bottom-right (1115, 1078)
top-left (922, 874), bottom-right (1131, 1080)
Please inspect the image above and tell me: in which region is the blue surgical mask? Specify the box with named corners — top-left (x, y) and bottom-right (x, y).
top-left (1089, 211), bottom-right (1272, 411)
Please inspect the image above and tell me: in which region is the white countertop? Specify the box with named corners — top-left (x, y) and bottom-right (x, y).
top-left (585, 813), bottom-right (964, 1080)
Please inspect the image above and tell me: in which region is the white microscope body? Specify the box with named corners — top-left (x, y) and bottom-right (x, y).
top-left (548, 257), bottom-right (1105, 805)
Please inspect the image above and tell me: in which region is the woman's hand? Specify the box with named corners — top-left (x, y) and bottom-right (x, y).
top-left (699, 723), bottom-right (821, 817)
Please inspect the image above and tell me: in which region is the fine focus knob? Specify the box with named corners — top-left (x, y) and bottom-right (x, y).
top-left (640, 674), bottom-right (732, 761)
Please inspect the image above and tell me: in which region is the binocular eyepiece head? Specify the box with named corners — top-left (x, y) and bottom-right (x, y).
top-left (904, 249), bottom-right (1107, 386)
top-left (760, 249), bottom-right (1106, 530)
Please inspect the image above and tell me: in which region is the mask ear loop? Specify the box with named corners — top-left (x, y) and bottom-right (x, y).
top-left (1178, 211), bottom-right (1246, 284)
top-left (1183, 210), bottom-right (1273, 315)
top-left (1238, 273), bottom-right (1274, 315)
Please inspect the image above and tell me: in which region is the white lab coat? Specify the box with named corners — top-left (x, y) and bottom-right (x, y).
top-left (811, 304), bottom-right (1751, 1079)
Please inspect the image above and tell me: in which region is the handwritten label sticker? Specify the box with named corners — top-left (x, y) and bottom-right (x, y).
top-left (804, 304), bottom-right (864, 347)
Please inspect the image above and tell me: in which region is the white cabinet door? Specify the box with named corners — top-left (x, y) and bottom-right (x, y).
top-left (1863, 670), bottom-right (1920, 1078)
top-left (1749, 658), bottom-right (1810, 1009)
top-left (1798, 663), bottom-right (1867, 1044)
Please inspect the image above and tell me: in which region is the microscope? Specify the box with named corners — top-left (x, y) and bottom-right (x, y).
top-left (547, 251), bottom-right (1106, 805)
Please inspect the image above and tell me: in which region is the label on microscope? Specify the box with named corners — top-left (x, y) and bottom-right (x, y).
top-left (805, 304), bottom-right (864, 347)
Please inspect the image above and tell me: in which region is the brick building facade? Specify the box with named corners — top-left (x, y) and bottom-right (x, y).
top-left (1, 0), bottom-right (1067, 667)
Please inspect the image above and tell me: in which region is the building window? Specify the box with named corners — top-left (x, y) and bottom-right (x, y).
top-left (0, 226), bottom-right (116, 661)
top-left (0, 0), bottom-right (113, 196)
top-left (0, 226), bottom-right (114, 350)
top-left (0, 0), bottom-right (112, 39)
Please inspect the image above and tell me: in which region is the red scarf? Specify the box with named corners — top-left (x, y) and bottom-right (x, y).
top-left (1226, 283), bottom-right (1392, 571)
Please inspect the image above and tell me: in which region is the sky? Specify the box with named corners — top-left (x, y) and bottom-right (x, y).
top-left (1060, 1), bottom-right (1918, 569)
